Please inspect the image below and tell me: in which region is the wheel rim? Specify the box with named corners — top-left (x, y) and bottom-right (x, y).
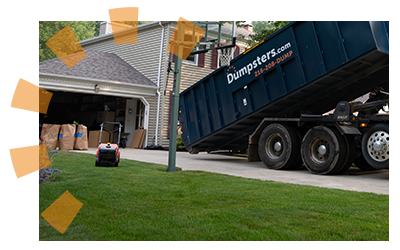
top-left (367, 130), bottom-right (389, 162)
top-left (265, 133), bottom-right (283, 159)
top-left (309, 137), bottom-right (330, 163)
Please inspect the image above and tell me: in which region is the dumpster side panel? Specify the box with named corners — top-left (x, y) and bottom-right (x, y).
top-left (215, 73), bottom-right (236, 125)
top-left (248, 77), bottom-right (268, 111)
top-left (313, 21), bottom-right (347, 72)
top-left (338, 21), bottom-right (377, 60)
top-left (292, 22), bottom-right (326, 82)
top-left (264, 68), bottom-right (285, 101)
top-left (185, 89), bottom-right (200, 143)
top-left (281, 58), bottom-right (304, 92)
top-left (203, 78), bottom-right (221, 132)
top-left (369, 21), bottom-right (389, 54)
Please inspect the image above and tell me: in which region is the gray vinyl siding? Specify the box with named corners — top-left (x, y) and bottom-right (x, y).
top-left (81, 22), bottom-right (170, 146)
top-left (81, 21), bottom-right (250, 148)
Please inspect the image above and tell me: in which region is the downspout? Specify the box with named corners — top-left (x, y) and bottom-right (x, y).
top-left (155, 21), bottom-right (165, 145)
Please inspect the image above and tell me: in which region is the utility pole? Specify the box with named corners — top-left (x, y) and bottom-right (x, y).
top-left (166, 55), bottom-right (182, 172)
top-left (167, 22), bottom-right (184, 172)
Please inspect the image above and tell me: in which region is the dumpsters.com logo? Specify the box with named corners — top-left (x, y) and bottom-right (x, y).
top-left (226, 42), bottom-right (292, 84)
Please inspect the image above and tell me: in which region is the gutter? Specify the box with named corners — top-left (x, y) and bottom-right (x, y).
top-left (39, 72), bottom-right (158, 90)
top-left (80, 21), bottom-right (170, 46)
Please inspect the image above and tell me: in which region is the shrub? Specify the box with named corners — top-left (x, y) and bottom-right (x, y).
top-left (39, 167), bottom-right (61, 184)
top-left (39, 150), bottom-right (61, 184)
top-left (176, 135), bottom-right (187, 151)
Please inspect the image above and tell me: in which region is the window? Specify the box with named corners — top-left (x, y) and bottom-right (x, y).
top-left (181, 33), bottom-right (198, 65)
top-left (172, 48), bottom-right (205, 67)
top-left (183, 52), bottom-right (198, 65)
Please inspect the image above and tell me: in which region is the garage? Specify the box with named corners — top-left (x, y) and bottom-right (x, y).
top-left (40, 91), bottom-right (147, 147)
top-left (39, 50), bottom-right (158, 148)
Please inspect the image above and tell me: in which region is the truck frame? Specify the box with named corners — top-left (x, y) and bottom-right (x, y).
top-left (248, 96), bottom-right (388, 174)
top-left (179, 21), bottom-right (389, 174)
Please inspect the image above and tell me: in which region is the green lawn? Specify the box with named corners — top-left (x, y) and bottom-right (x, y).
top-left (39, 151), bottom-right (389, 241)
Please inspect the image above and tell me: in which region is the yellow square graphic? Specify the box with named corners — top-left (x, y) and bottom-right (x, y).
top-left (41, 191), bottom-right (83, 234)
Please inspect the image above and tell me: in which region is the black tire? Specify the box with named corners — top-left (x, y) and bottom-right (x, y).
top-left (361, 123), bottom-right (389, 169)
top-left (335, 134), bottom-right (357, 174)
top-left (95, 157), bottom-right (99, 167)
top-left (354, 155), bottom-right (376, 171)
top-left (258, 123), bottom-right (302, 170)
top-left (301, 126), bottom-right (349, 175)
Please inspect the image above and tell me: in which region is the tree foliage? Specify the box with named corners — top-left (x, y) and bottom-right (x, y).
top-left (39, 21), bottom-right (101, 62)
top-left (247, 21), bottom-right (291, 47)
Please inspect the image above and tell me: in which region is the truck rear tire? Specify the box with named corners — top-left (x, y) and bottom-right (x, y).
top-left (258, 123), bottom-right (302, 170)
top-left (361, 123), bottom-right (389, 169)
top-left (354, 155), bottom-right (376, 171)
top-left (301, 126), bottom-right (349, 175)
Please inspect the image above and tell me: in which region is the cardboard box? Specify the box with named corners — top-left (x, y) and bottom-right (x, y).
top-left (88, 130), bottom-right (110, 148)
top-left (88, 131), bottom-right (99, 148)
top-left (97, 111), bottom-right (115, 123)
top-left (129, 129), bottom-right (146, 148)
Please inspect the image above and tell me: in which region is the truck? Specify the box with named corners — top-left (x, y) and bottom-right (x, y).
top-left (179, 21), bottom-right (389, 175)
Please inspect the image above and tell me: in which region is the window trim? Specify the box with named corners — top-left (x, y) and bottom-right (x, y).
top-left (182, 53), bottom-right (198, 66)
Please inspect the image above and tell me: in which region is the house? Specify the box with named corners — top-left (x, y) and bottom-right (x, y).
top-left (39, 21), bottom-right (254, 148)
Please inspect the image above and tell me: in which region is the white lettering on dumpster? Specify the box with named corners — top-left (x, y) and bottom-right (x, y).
top-left (226, 42), bottom-right (292, 84)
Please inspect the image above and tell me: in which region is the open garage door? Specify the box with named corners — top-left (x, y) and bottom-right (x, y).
top-left (40, 91), bottom-right (148, 148)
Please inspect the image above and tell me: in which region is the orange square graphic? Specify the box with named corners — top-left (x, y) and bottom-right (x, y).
top-left (41, 191), bottom-right (83, 234)
top-left (10, 77), bottom-right (39, 113)
top-left (11, 79), bottom-right (52, 114)
top-left (39, 87), bottom-right (53, 114)
top-left (39, 144), bottom-right (52, 170)
top-left (10, 144), bottom-right (50, 178)
top-left (8, 145), bottom-right (38, 179)
top-left (166, 17), bottom-right (206, 60)
top-left (109, 7), bottom-right (138, 22)
top-left (45, 25), bottom-right (87, 69)
top-left (109, 21), bottom-right (138, 45)
top-left (109, 7), bottom-right (138, 45)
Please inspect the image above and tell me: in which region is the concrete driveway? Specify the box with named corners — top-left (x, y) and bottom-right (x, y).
top-left (77, 148), bottom-right (389, 195)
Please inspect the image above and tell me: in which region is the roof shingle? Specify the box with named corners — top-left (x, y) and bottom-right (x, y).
top-left (39, 50), bottom-right (156, 87)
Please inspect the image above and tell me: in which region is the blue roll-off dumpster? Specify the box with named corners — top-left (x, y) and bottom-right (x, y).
top-left (179, 21), bottom-right (389, 156)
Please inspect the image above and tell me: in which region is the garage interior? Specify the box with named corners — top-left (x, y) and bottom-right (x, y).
top-left (40, 91), bottom-right (145, 148)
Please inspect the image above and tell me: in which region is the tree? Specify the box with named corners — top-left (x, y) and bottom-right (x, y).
top-left (251, 21), bottom-right (270, 33)
top-left (39, 21), bottom-right (101, 62)
top-left (247, 21), bottom-right (291, 47)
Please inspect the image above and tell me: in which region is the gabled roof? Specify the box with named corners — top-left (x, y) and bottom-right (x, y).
top-left (39, 50), bottom-right (156, 87)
